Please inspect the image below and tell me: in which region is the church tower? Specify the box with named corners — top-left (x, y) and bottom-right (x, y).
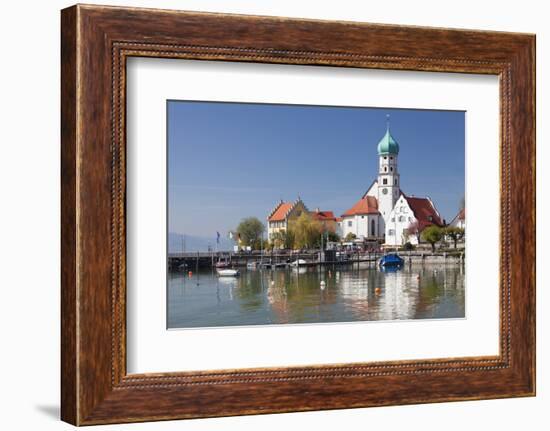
top-left (377, 117), bottom-right (400, 223)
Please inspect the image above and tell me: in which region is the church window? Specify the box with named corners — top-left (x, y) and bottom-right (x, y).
top-left (383, 178), bottom-right (388, 185)
top-left (348, 220), bottom-right (352, 227)
top-left (384, 156), bottom-right (387, 160)
top-left (390, 167), bottom-right (393, 172)
top-left (370, 220), bottom-right (376, 236)
top-left (384, 166), bottom-right (387, 172)
top-left (390, 156), bottom-right (393, 160)
top-left (394, 178), bottom-right (398, 185)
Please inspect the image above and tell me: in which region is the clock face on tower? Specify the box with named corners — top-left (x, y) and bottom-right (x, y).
top-left (382, 188), bottom-right (388, 195)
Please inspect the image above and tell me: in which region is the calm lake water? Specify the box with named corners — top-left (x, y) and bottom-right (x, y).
top-left (167, 264), bottom-right (465, 329)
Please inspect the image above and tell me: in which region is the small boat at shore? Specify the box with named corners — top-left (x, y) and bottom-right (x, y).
top-left (217, 268), bottom-right (240, 277)
top-left (379, 254), bottom-right (404, 268)
top-left (290, 259), bottom-right (307, 267)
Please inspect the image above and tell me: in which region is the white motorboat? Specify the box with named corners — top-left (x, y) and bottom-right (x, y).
top-left (217, 268), bottom-right (240, 277)
top-left (290, 259), bottom-right (307, 267)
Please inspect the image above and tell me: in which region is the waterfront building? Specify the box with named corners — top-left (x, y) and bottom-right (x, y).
top-left (449, 208), bottom-right (466, 230)
top-left (340, 194), bottom-right (383, 240)
top-left (385, 194), bottom-right (444, 246)
top-left (335, 217), bottom-right (344, 238)
top-left (311, 209), bottom-right (338, 233)
top-left (267, 198), bottom-right (308, 241)
top-left (341, 121), bottom-right (444, 246)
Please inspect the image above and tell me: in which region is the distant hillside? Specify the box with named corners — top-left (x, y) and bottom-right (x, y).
top-left (168, 232), bottom-right (236, 253)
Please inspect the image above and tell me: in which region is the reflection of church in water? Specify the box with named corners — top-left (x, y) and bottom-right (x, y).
top-left (337, 266), bottom-right (465, 321)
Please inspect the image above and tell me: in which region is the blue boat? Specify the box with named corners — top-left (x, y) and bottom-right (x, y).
top-left (379, 253), bottom-right (404, 268)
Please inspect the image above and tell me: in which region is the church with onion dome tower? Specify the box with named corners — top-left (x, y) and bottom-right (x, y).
top-left (338, 116), bottom-right (443, 246)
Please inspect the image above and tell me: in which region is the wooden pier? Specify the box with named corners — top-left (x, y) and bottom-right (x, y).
top-left (168, 250), bottom-right (464, 271)
top-left (168, 250), bottom-right (383, 271)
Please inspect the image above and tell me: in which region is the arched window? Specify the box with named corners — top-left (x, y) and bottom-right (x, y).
top-left (390, 167), bottom-right (393, 172)
top-left (370, 219), bottom-right (376, 236)
top-left (384, 166), bottom-right (387, 172)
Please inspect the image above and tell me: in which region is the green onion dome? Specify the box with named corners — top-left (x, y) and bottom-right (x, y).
top-left (377, 127), bottom-right (400, 155)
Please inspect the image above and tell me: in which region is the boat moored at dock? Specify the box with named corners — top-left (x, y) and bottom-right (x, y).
top-left (217, 268), bottom-right (240, 277)
top-left (379, 253), bottom-right (404, 268)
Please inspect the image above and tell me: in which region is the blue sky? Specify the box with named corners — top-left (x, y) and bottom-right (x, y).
top-left (168, 101), bottom-right (464, 238)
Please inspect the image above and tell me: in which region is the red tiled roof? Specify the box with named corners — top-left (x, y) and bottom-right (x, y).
top-left (342, 196), bottom-right (379, 217)
top-left (312, 210), bottom-right (336, 221)
top-left (404, 196), bottom-right (443, 229)
top-left (268, 202), bottom-right (293, 222)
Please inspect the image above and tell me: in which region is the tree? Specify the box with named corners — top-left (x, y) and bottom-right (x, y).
top-left (326, 231), bottom-right (340, 243)
top-left (236, 217), bottom-right (265, 249)
top-left (444, 226), bottom-right (465, 249)
top-left (421, 225), bottom-right (443, 252)
top-left (271, 230), bottom-right (293, 250)
top-left (402, 242), bottom-right (414, 251)
top-left (289, 212), bottom-right (322, 249)
top-left (344, 232), bottom-right (357, 242)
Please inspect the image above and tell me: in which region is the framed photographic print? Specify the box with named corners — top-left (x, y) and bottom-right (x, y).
top-left (61, 4), bottom-right (535, 425)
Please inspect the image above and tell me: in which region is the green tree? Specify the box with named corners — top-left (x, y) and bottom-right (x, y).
top-left (444, 226), bottom-right (465, 249)
top-left (289, 213), bottom-right (322, 249)
top-left (326, 231), bottom-right (340, 242)
top-left (271, 230), bottom-right (293, 249)
top-left (236, 217), bottom-right (265, 249)
top-left (344, 232), bottom-right (357, 242)
top-left (421, 225), bottom-right (443, 252)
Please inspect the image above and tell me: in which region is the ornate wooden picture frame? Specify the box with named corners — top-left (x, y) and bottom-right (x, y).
top-left (61, 4), bottom-right (535, 425)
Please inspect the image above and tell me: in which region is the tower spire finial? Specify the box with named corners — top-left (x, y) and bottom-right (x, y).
top-left (386, 114), bottom-right (390, 131)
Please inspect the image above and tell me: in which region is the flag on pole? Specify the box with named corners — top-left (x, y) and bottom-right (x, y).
top-left (216, 231), bottom-right (220, 244)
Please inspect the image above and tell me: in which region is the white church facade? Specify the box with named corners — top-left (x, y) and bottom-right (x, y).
top-left (340, 122), bottom-right (444, 246)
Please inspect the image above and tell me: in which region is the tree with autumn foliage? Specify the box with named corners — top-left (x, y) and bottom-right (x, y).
top-left (288, 212), bottom-right (323, 249)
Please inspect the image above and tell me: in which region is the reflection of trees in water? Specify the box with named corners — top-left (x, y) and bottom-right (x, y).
top-left (412, 265), bottom-right (465, 319)
top-left (260, 267), bottom-right (342, 324)
top-left (170, 263), bottom-right (466, 327)
top-left (234, 270), bottom-right (265, 312)
top-left (267, 270), bottom-right (289, 324)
